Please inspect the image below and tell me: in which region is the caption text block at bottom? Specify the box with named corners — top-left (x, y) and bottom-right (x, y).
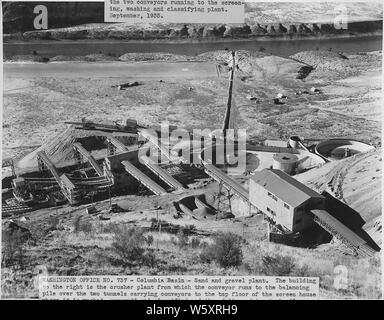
top-left (39, 276), bottom-right (319, 300)
top-left (105, 0), bottom-right (244, 23)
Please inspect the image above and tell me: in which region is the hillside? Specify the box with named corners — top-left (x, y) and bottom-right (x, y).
top-left (296, 148), bottom-right (381, 224)
top-left (2, 2), bottom-right (382, 40)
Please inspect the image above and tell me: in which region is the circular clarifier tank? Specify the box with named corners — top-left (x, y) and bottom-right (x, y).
top-left (272, 153), bottom-right (299, 175)
top-left (315, 139), bottom-right (374, 161)
top-left (199, 143), bottom-right (325, 175)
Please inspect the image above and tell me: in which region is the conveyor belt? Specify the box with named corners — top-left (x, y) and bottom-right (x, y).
top-left (140, 131), bottom-right (172, 161)
top-left (311, 209), bottom-right (376, 257)
top-left (70, 176), bottom-right (109, 182)
top-left (73, 143), bottom-right (104, 176)
top-left (107, 137), bottom-right (129, 153)
top-left (122, 160), bottom-right (167, 196)
top-left (246, 145), bottom-right (300, 154)
top-left (37, 151), bottom-right (61, 183)
top-left (140, 156), bottom-right (185, 191)
top-left (37, 151), bottom-right (74, 203)
top-left (202, 161), bottom-right (249, 202)
top-left (24, 177), bottom-right (57, 184)
top-left (73, 179), bottom-right (111, 188)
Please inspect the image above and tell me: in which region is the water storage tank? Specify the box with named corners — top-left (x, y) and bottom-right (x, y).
top-left (272, 153), bottom-right (299, 175)
top-left (288, 136), bottom-right (302, 149)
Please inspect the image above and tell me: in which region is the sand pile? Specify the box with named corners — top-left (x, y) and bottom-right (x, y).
top-left (83, 54), bottom-right (119, 62)
top-left (291, 50), bottom-right (348, 70)
top-left (198, 50), bottom-right (268, 64)
top-left (51, 54), bottom-right (119, 62)
top-left (16, 126), bottom-right (109, 169)
top-left (290, 50), bottom-right (382, 80)
top-left (4, 55), bottom-right (49, 63)
top-left (118, 52), bottom-right (201, 62)
top-left (50, 55), bottom-right (86, 62)
top-left (296, 148), bottom-right (381, 223)
top-left (199, 50), bottom-right (304, 81)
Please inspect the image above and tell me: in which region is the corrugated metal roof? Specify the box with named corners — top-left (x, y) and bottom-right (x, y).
top-left (251, 168), bottom-right (324, 207)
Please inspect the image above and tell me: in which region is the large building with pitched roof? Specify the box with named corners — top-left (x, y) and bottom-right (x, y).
top-left (250, 168), bottom-right (326, 232)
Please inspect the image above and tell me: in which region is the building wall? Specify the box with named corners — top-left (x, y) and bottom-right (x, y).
top-left (292, 197), bottom-right (325, 232)
top-left (249, 179), bottom-right (294, 231)
top-left (249, 179), bottom-right (325, 232)
top-left (292, 199), bottom-right (311, 232)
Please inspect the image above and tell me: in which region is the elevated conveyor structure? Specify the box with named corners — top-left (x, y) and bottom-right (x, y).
top-left (139, 130), bottom-right (172, 162)
top-left (71, 176), bottom-right (112, 189)
top-left (140, 156), bottom-right (185, 192)
top-left (107, 137), bottom-right (130, 153)
top-left (201, 161), bottom-right (249, 203)
top-left (2, 203), bottom-right (32, 216)
top-left (73, 143), bottom-right (104, 176)
top-left (121, 160), bottom-right (167, 196)
top-left (37, 151), bottom-right (72, 202)
top-left (69, 176), bottom-right (111, 182)
top-left (24, 177), bottom-right (57, 185)
top-left (37, 151), bottom-right (61, 182)
top-left (311, 209), bottom-right (377, 257)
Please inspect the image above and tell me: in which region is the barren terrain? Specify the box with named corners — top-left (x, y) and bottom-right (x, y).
top-left (2, 48), bottom-right (382, 299)
top-left (3, 50), bottom-right (382, 165)
top-left (2, 177), bottom-right (381, 299)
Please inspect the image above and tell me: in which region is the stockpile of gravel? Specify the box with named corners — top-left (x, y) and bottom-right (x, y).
top-left (118, 52), bottom-right (201, 62)
top-left (83, 53), bottom-right (119, 62)
top-left (291, 50), bottom-right (381, 80)
top-left (290, 50), bottom-right (348, 71)
top-left (4, 55), bottom-right (50, 63)
top-left (50, 55), bottom-right (84, 62)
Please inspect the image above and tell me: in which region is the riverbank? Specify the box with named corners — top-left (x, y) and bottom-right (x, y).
top-left (4, 30), bottom-right (383, 44)
top-left (3, 35), bottom-right (382, 62)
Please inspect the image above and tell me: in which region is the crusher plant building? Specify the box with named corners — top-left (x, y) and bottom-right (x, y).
top-left (249, 168), bottom-right (325, 232)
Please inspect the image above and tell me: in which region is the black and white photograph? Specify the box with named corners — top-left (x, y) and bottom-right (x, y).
top-left (1, 0), bottom-right (382, 300)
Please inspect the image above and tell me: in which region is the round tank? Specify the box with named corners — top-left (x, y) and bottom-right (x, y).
top-left (288, 136), bottom-right (302, 149)
top-left (315, 139), bottom-right (374, 161)
top-left (272, 153), bottom-right (299, 175)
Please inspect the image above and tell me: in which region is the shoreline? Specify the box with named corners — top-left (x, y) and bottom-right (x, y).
top-left (4, 31), bottom-right (382, 45)
top-left (3, 50), bottom-right (382, 65)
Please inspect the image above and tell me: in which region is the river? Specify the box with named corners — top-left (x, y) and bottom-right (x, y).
top-left (3, 35), bottom-right (382, 58)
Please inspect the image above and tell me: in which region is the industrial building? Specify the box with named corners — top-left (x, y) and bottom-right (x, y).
top-left (249, 168), bottom-right (325, 232)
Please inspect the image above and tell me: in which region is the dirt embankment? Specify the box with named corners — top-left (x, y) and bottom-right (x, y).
top-left (290, 50), bottom-right (382, 80)
top-left (3, 2), bottom-right (382, 43)
top-left (296, 148), bottom-right (382, 224)
top-left (3, 52), bottom-right (207, 63)
top-left (4, 20), bottom-right (382, 43)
